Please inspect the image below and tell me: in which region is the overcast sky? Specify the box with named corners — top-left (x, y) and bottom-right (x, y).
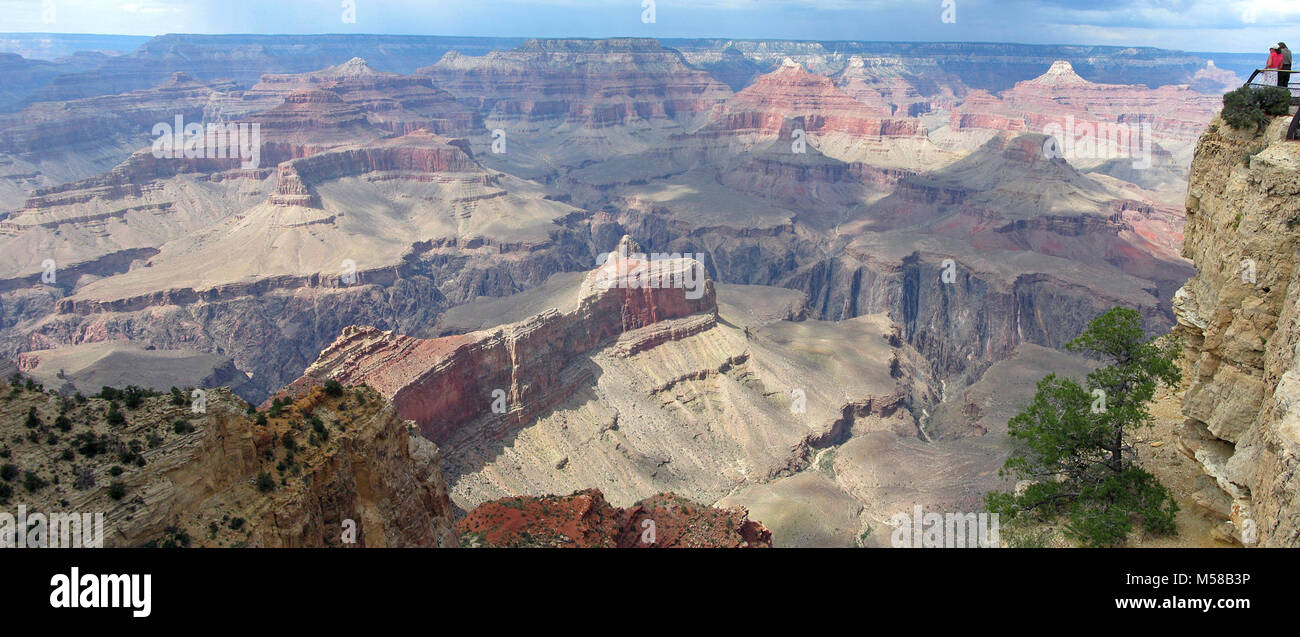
top-left (3, 0), bottom-right (1298, 53)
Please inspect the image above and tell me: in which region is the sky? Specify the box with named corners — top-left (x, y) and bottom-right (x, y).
top-left (2, 0), bottom-right (1299, 53)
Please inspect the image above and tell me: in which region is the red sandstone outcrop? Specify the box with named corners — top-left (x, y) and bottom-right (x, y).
top-left (457, 488), bottom-right (773, 548)
top-left (279, 237), bottom-right (715, 443)
top-left (248, 88), bottom-right (387, 167)
top-left (949, 60), bottom-right (1221, 150)
top-left (709, 59), bottom-right (921, 139)
top-left (269, 130), bottom-right (482, 206)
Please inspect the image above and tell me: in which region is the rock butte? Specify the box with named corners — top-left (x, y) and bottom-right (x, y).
top-left (280, 236), bottom-right (717, 445)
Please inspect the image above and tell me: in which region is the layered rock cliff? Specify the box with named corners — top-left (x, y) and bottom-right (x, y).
top-left (281, 236), bottom-right (716, 443)
top-left (244, 58), bottom-right (480, 137)
top-left (1173, 112), bottom-right (1300, 546)
top-left (419, 38), bottom-right (731, 129)
top-left (947, 60), bottom-right (1220, 174)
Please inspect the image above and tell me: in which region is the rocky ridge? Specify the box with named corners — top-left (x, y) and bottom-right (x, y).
top-left (276, 237), bottom-right (1025, 547)
top-left (419, 39), bottom-right (731, 129)
top-left (0, 380), bottom-right (458, 547)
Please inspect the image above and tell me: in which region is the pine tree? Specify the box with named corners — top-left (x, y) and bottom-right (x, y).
top-left (986, 307), bottom-right (1181, 546)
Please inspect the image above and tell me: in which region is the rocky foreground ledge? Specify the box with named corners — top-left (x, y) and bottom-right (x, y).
top-left (0, 377), bottom-right (767, 548)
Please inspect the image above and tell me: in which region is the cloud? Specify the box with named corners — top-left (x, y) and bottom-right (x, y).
top-left (119, 2), bottom-right (185, 14)
top-left (0, 0), bottom-right (1293, 51)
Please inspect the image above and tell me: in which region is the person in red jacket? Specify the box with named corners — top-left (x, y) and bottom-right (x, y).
top-left (1263, 45), bottom-right (1284, 85)
top-left (1264, 45), bottom-right (1283, 87)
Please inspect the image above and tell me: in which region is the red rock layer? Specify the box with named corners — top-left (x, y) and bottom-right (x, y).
top-left (245, 57), bottom-right (480, 136)
top-left (269, 130), bottom-right (482, 206)
top-left (714, 63), bottom-right (921, 138)
top-left (418, 38), bottom-right (731, 127)
top-left (249, 89), bottom-right (386, 167)
top-left (457, 488), bottom-right (772, 548)
top-left (949, 60), bottom-right (1219, 145)
top-left (279, 243), bottom-right (716, 444)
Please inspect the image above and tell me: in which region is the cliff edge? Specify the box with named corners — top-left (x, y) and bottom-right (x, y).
top-left (1174, 111), bottom-right (1300, 546)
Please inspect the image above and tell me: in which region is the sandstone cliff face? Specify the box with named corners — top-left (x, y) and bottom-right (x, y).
top-left (1174, 114), bottom-right (1300, 546)
top-left (269, 131), bottom-right (481, 207)
top-left (696, 60), bottom-right (948, 171)
top-left (243, 58), bottom-right (480, 137)
top-left (715, 61), bottom-right (913, 137)
top-left (282, 237), bottom-right (716, 444)
top-left (275, 240), bottom-right (1005, 547)
top-left (949, 60), bottom-right (1220, 151)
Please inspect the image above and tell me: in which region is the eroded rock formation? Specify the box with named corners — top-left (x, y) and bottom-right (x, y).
top-left (419, 38), bottom-right (732, 129)
top-left (948, 60), bottom-right (1221, 168)
top-left (1173, 113), bottom-right (1300, 546)
top-left (282, 236), bottom-right (715, 443)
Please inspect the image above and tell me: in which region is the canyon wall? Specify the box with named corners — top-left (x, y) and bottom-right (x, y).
top-left (1174, 113), bottom-right (1300, 547)
top-left (283, 237), bottom-right (715, 443)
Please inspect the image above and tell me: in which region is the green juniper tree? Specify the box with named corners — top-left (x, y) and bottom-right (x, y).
top-left (986, 307), bottom-right (1182, 547)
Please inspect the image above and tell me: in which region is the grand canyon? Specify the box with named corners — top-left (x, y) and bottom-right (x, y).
top-left (1, 21), bottom-right (1296, 552)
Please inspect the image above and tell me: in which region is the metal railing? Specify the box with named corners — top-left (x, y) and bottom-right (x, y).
top-left (1243, 68), bottom-right (1300, 105)
top-left (1241, 70), bottom-right (1300, 139)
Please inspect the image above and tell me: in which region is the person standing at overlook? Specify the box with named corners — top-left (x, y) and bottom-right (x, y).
top-left (1279, 42), bottom-right (1292, 88)
top-left (1264, 45), bottom-right (1283, 87)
